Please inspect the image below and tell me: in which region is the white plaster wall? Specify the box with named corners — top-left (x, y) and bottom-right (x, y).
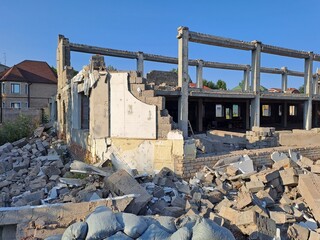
top-left (110, 72), bottom-right (156, 139)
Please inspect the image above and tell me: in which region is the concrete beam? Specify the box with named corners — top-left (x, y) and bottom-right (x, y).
top-left (188, 30), bottom-right (255, 50)
top-left (250, 41), bottom-right (261, 128)
top-left (261, 44), bottom-right (309, 59)
top-left (178, 26), bottom-right (189, 138)
top-left (196, 60), bottom-right (204, 88)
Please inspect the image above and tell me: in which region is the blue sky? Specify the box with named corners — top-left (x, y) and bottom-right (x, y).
top-left (1, 0), bottom-right (320, 89)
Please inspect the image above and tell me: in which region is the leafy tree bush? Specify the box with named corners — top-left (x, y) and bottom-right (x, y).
top-left (0, 115), bottom-right (38, 145)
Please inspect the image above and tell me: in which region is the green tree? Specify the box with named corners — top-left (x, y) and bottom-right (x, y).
top-left (203, 79), bottom-right (216, 89)
top-left (107, 65), bottom-right (117, 71)
top-left (239, 80), bottom-right (245, 90)
top-left (216, 79), bottom-right (227, 90)
top-left (299, 85), bottom-right (304, 93)
top-left (170, 68), bottom-right (178, 73)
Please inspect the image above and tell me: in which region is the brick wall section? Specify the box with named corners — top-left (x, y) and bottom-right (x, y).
top-left (146, 70), bottom-right (178, 87)
top-left (176, 145), bottom-right (320, 178)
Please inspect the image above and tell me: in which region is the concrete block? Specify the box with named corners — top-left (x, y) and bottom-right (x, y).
top-left (226, 165), bottom-right (239, 176)
top-left (300, 156), bottom-right (314, 167)
top-left (142, 90), bottom-right (155, 97)
top-left (272, 158), bottom-right (298, 169)
top-left (218, 206), bottom-right (240, 224)
top-left (236, 191), bottom-right (252, 209)
top-left (258, 169), bottom-right (280, 183)
top-left (279, 168), bottom-right (298, 186)
top-left (298, 174), bottom-right (320, 222)
top-left (105, 169), bottom-right (152, 215)
top-left (269, 211), bottom-right (295, 224)
top-left (311, 165), bottom-right (320, 174)
top-left (236, 210), bottom-right (276, 239)
top-left (309, 231), bottom-right (320, 240)
top-left (288, 223), bottom-right (310, 240)
top-left (246, 180), bottom-right (264, 193)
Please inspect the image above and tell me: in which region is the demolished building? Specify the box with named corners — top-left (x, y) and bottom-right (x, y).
top-left (55, 26), bottom-right (320, 176)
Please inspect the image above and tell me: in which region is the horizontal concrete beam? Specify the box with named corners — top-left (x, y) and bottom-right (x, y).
top-left (261, 44), bottom-right (310, 59)
top-left (188, 31), bottom-right (255, 50)
top-left (69, 43), bottom-right (137, 59)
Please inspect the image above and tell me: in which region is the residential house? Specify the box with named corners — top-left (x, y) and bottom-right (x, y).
top-left (0, 60), bottom-right (57, 110)
top-left (0, 64), bottom-right (9, 73)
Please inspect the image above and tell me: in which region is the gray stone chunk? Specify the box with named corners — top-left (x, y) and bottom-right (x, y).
top-left (271, 151), bottom-right (288, 162)
top-left (105, 169), bottom-right (152, 214)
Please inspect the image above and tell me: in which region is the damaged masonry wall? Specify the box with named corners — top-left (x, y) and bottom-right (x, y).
top-left (56, 47), bottom-right (196, 174)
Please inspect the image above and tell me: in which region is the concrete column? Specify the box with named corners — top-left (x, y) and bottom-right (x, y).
top-left (137, 51), bottom-right (144, 76)
top-left (177, 26), bottom-right (189, 138)
top-left (250, 41), bottom-right (261, 128)
top-left (315, 102), bottom-right (319, 128)
top-left (313, 73), bottom-right (319, 95)
top-left (197, 99), bottom-right (203, 132)
top-left (196, 60), bottom-right (204, 88)
top-left (303, 52), bottom-right (313, 130)
top-left (71, 82), bottom-right (81, 130)
top-left (243, 65), bottom-right (250, 91)
top-left (283, 102), bottom-right (288, 128)
top-left (246, 100), bottom-right (250, 130)
top-left (281, 67), bottom-right (288, 92)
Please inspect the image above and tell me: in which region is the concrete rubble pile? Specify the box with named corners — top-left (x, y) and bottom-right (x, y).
top-left (3, 129), bottom-right (320, 239)
top-left (0, 127), bottom-right (112, 208)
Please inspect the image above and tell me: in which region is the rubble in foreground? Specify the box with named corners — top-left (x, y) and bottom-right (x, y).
top-left (1, 128), bottom-right (320, 239)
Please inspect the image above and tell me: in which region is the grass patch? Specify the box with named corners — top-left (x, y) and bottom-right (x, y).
top-left (0, 115), bottom-right (38, 145)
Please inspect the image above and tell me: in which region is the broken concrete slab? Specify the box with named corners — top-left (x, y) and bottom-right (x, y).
top-left (105, 169), bottom-right (152, 215)
top-left (70, 160), bottom-right (109, 177)
top-left (298, 173), bottom-right (320, 223)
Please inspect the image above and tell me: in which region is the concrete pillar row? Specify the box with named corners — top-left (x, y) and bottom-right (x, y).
top-left (303, 52), bottom-right (313, 130)
top-left (177, 26), bottom-right (189, 139)
top-left (250, 41), bottom-right (261, 129)
top-left (196, 60), bottom-right (204, 89)
top-left (137, 51), bottom-right (144, 76)
top-left (281, 67), bottom-right (288, 92)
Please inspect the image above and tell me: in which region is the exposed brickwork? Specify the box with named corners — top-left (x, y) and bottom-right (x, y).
top-left (176, 145), bottom-right (320, 178)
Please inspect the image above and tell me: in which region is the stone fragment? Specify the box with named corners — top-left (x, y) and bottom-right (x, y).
top-left (271, 151), bottom-right (288, 162)
top-left (289, 149), bottom-right (300, 162)
top-left (299, 156), bottom-right (314, 168)
top-left (162, 206), bottom-right (185, 218)
top-left (269, 211), bottom-right (295, 224)
top-left (236, 210), bottom-right (276, 239)
top-left (42, 165), bottom-right (61, 178)
top-left (287, 223), bottom-right (310, 240)
top-left (226, 165), bottom-right (239, 176)
top-left (218, 206), bottom-right (240, 224)
top-left (246, 180), bottom-right (264, 193)
top-left (236, 191), bottom-right (252, 209)
top-left (12, 138), bottom-right (27, 148)
top-left (311, 165), bottom-right (320, 174)
top-left (279, 167), bottom-right (298, 186)
top-left (272, 158), bottom-right (298, 169)
top-left (298, 173), bottom-right (320, 222)
top-left (34, 126), bottom-right (45, 138)
top-left (105, 169), bottom-right (152, 214)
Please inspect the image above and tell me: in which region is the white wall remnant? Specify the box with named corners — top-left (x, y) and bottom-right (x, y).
top-left (110, 72), bottom-right (156, 139)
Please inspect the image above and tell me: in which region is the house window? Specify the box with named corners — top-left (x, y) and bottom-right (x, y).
top-left (262, 105), bottom-right (271, 117)
top-left (24, 102), bottom-right (28, 108)
top-left (11, 102), bottom-right (21, 109)
top-left (226, 107), bottom-right (232, 119)
top-left (216, 104), bottom-right (224, 117)
top-left (11, 83), bottom-right (20, 94)
top-left (289, 105), bottom-right (297, 116)
top-left (2, 102), bottom-right (5, 108)
top-left (233, 104), bottom-right (240, 117)
top-left (25, 84), bottom-right (28, 94)
top-left (1, 83), bottom-right (5, 94)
